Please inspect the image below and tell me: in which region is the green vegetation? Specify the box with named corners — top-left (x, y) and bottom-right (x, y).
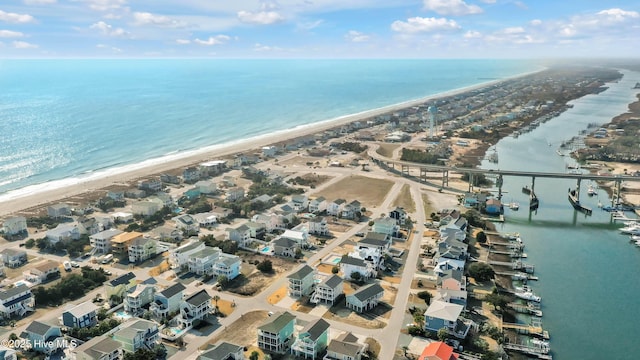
top-left (186, 196), bottom-right (213, 215)
top-left (123, 345), bottom-right (167, 360)
top-left (468, 262), bottom-right (495, 282)
top-left (26, 216), bottom-right (61, 230)
top-left (67, 318), bottom-right (121, 341)
top-left (97, 197), bottom-right (126, 212)
top-left (400, 149), bottom-right (445, 165)
top-left (257, 259), bottom-right (273, 273)
top-left (125, 206), bottom-right (173, 232)
top-left (24, 238), bottom-right (35, 248)
top-left (32, 267), bottom-right (107, 307)
top-left (335, 142), bottom-right (368, 153)
top-left (476, 231), bottom-right (487, 244)
top-left (417, 291), bottom-right (432, 305)
top-left (200, 235), bottom-right (238, 254)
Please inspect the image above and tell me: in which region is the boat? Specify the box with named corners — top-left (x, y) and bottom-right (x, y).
top-left (568, 188), bottom-right (592, 215)
top-left (587, 185), bottom-right (597, 196)
top-left (488, 151), bottom-right (499, 163)
top-left (522, 186), bottom-right (532, 195)
top-left (514, 290), bottom-right (541, 302)
top-left (634, 82), bottom-right (640, 89)
top-left (512, 272), bottom-right (528, 281)
top-left (509, 202), bottom-right (520, 211)
top-left (619, 225), bottom-right (640, 235)
top-left (531, 339), bottom-right (551, 353)
top-left (529, 308), bottom-right (543, 317)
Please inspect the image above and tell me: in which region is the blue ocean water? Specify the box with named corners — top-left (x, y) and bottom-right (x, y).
top-left (0, 59), bottom-right (537, 198)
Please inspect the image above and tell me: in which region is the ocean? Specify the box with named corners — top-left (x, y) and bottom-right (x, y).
top-left (0, 59), bottom-right (537, 200)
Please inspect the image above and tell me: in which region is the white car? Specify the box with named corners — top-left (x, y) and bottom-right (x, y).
top-left (70, 261), bottom-right (80, 268)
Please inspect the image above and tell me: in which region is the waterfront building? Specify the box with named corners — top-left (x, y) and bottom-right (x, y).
top-left (1, 217), bottom-right (27, 236)
top-left (424, 300), bottom-right (470, 339)
top-left (418, 341), bottom-right (459, 360)
top-left (150, 283), bottom-right (186, 318)
top-left (47, 203), bottom-right (71, 218)
top-left (178, 289), bottom-right (212, 329)
top-left (257, 311), bottom-right (296, 353)
top-left (46, 223), bottom-right (80, 244)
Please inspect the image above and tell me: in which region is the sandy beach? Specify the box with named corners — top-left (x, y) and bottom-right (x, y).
top-left (0, 70), bottom-right (543, 218)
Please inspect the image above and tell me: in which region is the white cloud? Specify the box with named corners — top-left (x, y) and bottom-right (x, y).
top-left (96, 43), bottom-right (122, 52)
top-left (254, 43), bottom-right (281, 51)
top-left (391, 17), bottom-right (461, 33)
top-left (0, 30), bottom-right (24, 38)
top-left (13, 40), bottom-right (37, 48)
top-left (344, 30), bottom-right (370, 42)
top-left (194, 35), bottom-right (230, 46)
top-left (464, 30), bottom-right (481, 38)
top-left (80, 0), bottom-right (127, 11)
top-left (237, 10), bottom-right (284, 25)
top-left (484, 26), bottom-right (543, 44)
top-left (479, 0), bottom-right (496, 3)
top-left (90, 21), bottom-right (129, 37)
top-left (132, 12), bottom-right (186, 28)
top-left (297, 19), bottom-right (323, 31)
top-left (0, 10), bottom-right (36, 23)
top-left (503, 27), bottom-right (525, 34)
top-left (175, 39), bottom-right (191, 45)
top-left (423, 0), bottom-right (483, 16)
top-left (596, 8), bottom-right (639, 22)
top-left (24, 0), bottom-right (57, 4)
top-left (530, 19), bottom-right (542, 26)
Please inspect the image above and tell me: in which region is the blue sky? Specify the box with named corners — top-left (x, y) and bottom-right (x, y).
top-left (0, 0), bottom-right (638, 58)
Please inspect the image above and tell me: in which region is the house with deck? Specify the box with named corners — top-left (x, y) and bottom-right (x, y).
top-left (345, 283), bottom-right (384, 313)
top-left (227, 225), bottom-right (251, 247)
top-left (112, 319), bottom-right (159, 353)
top-left (20, 321), bottom-right (64, 354)
top-left (281, 229), bottom-right (309, 249)
top-left (226, 187), bottom-right (245, 202)
top-left (178, 290), bottom-right (212, 329)
top-left (128, 237), bottom-right (157, 264)
top-left (307, 217), bottom-right (329, 236)
top-left (1, 249), bottom-right (27, 268)
top-left (150, 283), bottom-right (186, 318)
top-left (110, 231), bottom-right (144, 256)
top-left (61, 301), bottom-right (98, 329)
top-left (308, 197), bottom-right (327, 213)
top-left (339, 256), bottom-right (376, 280)
top-left (424, 300), bottom-right (470, 339)
top-left (341, 200), bottom-right (361, 219)
top-left (291, 195), bottom-right (309, 212)
top-left (104, 272), bottom-right (137, 301)
top-left (1, 217), bottom-right (27, 237)
top-left (258, 311), bottom-right (296, 353)
top-left (47, 203), bottom-right (71, 218)
top-left (23, 260), bottom-right (60, 284)
top-left (46, 223), bottom-right (80, 244)
top-left (124, 284), bottom-right (155, 316)
top-left (251, 213), bottom-right (286, 232)
top-left (199, 342), bottom-right (245, 360)
top-left (173, 214), bottom-right (199, 234)
top-left (187, 247), bottom-right (221, 275)
top-left (0, 285), bottom-right (34, 319)
top-left (169, 240), bottom-right (206, 270)
top-left (437, 269), bottom-right (466, 292)
top-left (311, 275), bottom-right (343, 305)
top-left (212, 254), bottom-right (241, 280)
top-left (70, 335), bottom-right (122, 360)
top-left (418, 341), bottom-right (459, 360)
top-left (291, 319), bottom-right (330, 360)
top-left (325, 332), bottom-right (367, 360)
top-left (389, 207), bottom-right (407, 225)
top-left (90, 228), bottom-right (123, 254)
top-left (371, 217), bottom-right (400, 237)
top-left (326, 199), bottom-right (346, 216)
top-left (273, 237), bottom-right (299, 257)
top-left (287, 265), bottom-right (316, 298)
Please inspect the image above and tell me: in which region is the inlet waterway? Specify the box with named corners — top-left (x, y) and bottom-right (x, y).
top-left (481, 70), bottom-right (640, 359)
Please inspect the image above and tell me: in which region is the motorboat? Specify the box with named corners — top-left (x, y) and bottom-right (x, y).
top-left (531, 339), bottom-right (551, 353)
top-left (514, 290), bottom-right (541, 302)
top-left (619, 225), bottom-right (640, 235)
top-left (512, 272), bottom-right (528, 281)
top-left (509, 202), bottom-right (520, 210)
top-left (587, 185), bottom-right (597, 196)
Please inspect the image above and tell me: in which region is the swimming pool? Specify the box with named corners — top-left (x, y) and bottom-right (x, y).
top-left (114, 310), bottom-right (132, 320)
top-left (331, 257), bottom-right (341, 264)
top-left (260, 246), bottom-right (272, 253)
top-left (14, 280), bottom-right (29, 287)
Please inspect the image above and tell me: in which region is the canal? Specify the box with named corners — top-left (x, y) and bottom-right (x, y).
top-left (480, 69), bottom-right (640, 360)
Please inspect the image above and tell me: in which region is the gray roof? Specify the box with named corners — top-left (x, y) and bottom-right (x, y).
top-left (24, 321), bottom-right (56, 336)
top-left (108, 272), bottom-right (136, 287)
top-left (359, 238), bottom-right (388, 248)
top-left (424, 300), bottom-right (464, 322)
top-left (185, 289), bottom-right (211, 306)
top-left (288, 265), bottom-right (314, 280)
top-left (363, 232), bottom-right (389, 242)
top-left (75, 336), bottom-right (122, 359)
top-left (199, 342), bottom-right (243, 360)
top-left (192, 247), bottom-right (221, 259)
top-left (64, 301), bottom-right (98, 318)
top-left (327, 339), bottom-right (363, 358)
top-left (1, 248), bottom-right (26, 257)
top-left (259, 311), bottom-right (296, 334)
top-left (333, 199), bottom-right (346, 205)
top-left (340, 255), bottom-right (366, 267)
top-left (352, 283), bottom-right (384, 302)
top-left (175, 241), bottom-right (204, 253)
top-left (321, 275), bottom-right (343, 289)
top-left (0, 284), bottom-right (31, 301)
top-left (336, 332), bottom-right (359, 343)
top-left (273, 237), bottom-right (297, 248)
top-left (219, 254), bottom-right (240, 267)
top-left (159, 283), bottom-right (186, 298)
top-left (299, 319), bottom-right (330, 341)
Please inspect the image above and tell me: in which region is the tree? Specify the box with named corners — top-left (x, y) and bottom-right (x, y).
top-left (476, 231), bottom-right (487, 244)
top-left (437, 327), bottom-right (450, 342)
top-left (8, 333), bottom-right (18, 341)
top-left (25, 238), bottom-right (35, 248)
top-left (350, 271), bottom-right (362, 283)
top-left (213, 295), bottom-right (220, 313)
top-left (250, 351), bottom-right (259, 360)
top-left (417, 291), bottom-right (432, 305)
top-left (217, 275), bottom-right (229, 289)
top-left (257, 259), bottom-right (273, 273)
top-left (331, 266), bottom-right (339, 274)
top-left (36, 238), bottom-right (48, 250)
top-left (402, 345), bottom-right (409, 357)
top-left (294, 247), bottom-right (303, 259)
top-left (367, 220), bottom-right (374, 227)
top-left (468, 262), bottom-right (495, 282)
top-left (484, 293), bottom-right (509, 312)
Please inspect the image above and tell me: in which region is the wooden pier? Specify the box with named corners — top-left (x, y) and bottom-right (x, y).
top-left (503, 343), bottom-right (552, 359)
top-left (489, 260), bottom-right (535, 273)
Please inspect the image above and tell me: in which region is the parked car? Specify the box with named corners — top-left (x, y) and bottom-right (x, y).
top-left (70, 261), bottom-right (80, 268)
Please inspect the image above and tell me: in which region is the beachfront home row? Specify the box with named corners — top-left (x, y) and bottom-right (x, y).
top-left (424, 300), bottom-right (472, 339)
top-left (68, 319), bottom-right (160, 360)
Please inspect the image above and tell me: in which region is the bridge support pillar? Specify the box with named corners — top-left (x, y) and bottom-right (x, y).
top-left (497, 175), bottom-right (504, 200)
top-left (442, 170), bottom-right (449, 188)
top-left (468, 173), bottom-right (474, 193)
top-left (401, 165), bottom-right (409, 176)
top-left (531, 176), bottom-right (536, 193)
top-left (420, 168), bottom-right (427, 183)
top-left (576, 178), bottom-right (582, 201)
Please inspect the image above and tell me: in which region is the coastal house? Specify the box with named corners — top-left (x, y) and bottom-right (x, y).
top-left (308, 197), bottom-right (327, 213)
top-left (339, 255), bottom-right (376, 280)
top-left (111, 212), bottom-right (134, 223)
top-left (389, 207), bottom-right (407, 225)
top-left (131, 200), bottom-right (162, 217)
top-left (124, 284), bottom-right (155, 316)
top-left (310, 275), bottom-right (343, 305)
top-left (437, 269), bottom-right (467, 292)
top-left (437, 237), bottom-right (468, 261)
top-left (262, 146), bottom-right (278, 157)
top-left (160, 173), bottom-right (180, 184)
top-left (172, 214), bottom-right (199, 234)
top-left (227, 225), bottom-right (251, 247)
top-left (47, 203), bottom-right (71, 218)
top-left (46, 223), bottom-right (81, 244)
top-left (138, 179), bottom-right (162, 193)
top-left (341, 200), bottom-right (361, 219)
top-left (187, 247), bottom-right (222, 275)
top-left (245, 221), bottom-right (267, 239)
top-left (148, 225), bottom-right (182, 243)
top-left (1, 217), bottom-right (27, 237)
top-left (112, 319), bottom-right (159, 353)
top-left (0, 346), bottom-right (16, 360)
top-left (439, 221), bottom-right (467, 242)
top-left (1, 248), bottom-right (27, 268)
top-left (212, 253), bottom-right (241, 280)
top-left (325, 332), bottom-right (367, 360)
top-left (194, 180), bottom-right (217, 194)
top-left (150, 283), bottom-right (186, 318)
top-left (70, 335), bottom-right (122, 360)
top-left (287, 265), bottom-right (316, 298)
top-left (169, 240), bottom-right (206, 270)
top-left (257, 311), bottom-right (296, 353)
top-left (346, 283), bottom-right (384, 313)
top-left (434, 289), bottom-right (468, 308)
top-left (424, 300), bottom-right (470, 339)
top-left (125, 189), bottom-right (146, 199)
top-left (251, 213), bottom-right (286, 232)
top-left (110, 231), bottom-right (143, 255)
top-left (104, 272), bottom-right (137, 301)
top-left (178, 289), bottom-right (212, 329)
top-left (77, 216), bottom-right (111, 235)
top-left (199, 342), bottom-right (245, 360)
top-left (61, 301), bottom-right (99, 329)
top-left (182, 167), bottom-right (201, 183)
top-left (20, 321), bottom-right (64, 354)
top-left (418, 342), bottom-right (459, 360)
top-left (281, 229), bottom-right (309, 249)
top-left (128, 237), bottom-right (157, 264)
top-left (226, 187), bottom-right (245, 202)
top-left (251, 194), bottom-right (273, 205)
top-left (433, 258), bottom-right (465, 276)
top-left (199, 160), bottom-right (226, 176)
top-left (191, 212), bottom-right (218, 228)
top-left (484, 198), bottom-right (502, 215)
top-left (0, 284), bottom-right (34, 318)
top-left (307, 216), bottom-right (329, 236)
top-left (291, 195), bottom-right (309, 212)
top-left (273, 237), bottom-right (299, 257)
top-left (23, 260), bottom-right (61, 284)
top-left (291, 318), bottom-right (330, 360)
top-left (326, 199), bottom-right (346, 216)
top-left (372, 217), bottom-right (400, 237)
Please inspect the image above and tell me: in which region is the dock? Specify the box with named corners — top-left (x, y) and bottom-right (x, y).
top-left (503, 343), bottom-right (552, 359)
top-left (495, 271), bottom-right (538, 280)
top-left (489, 260), bottom-right (535, 273)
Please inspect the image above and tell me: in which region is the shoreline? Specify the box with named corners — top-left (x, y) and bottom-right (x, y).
top-left (0, 68), bottom-right (544, 217)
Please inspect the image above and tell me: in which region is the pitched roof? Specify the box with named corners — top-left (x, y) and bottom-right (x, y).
top-left (336, 332), bottom-right (359, 343)
top-left (64, 301), bottom-right (98, 318)
top-left (108, 272), bottom-right (136, 287)
top-left (192, 247), bottom-right (221, 259)
top-left (0, 284), bottom-right (31, 301)
top-left (359, 237), bottom-right (388, 248)
top-left (419, 341), bottom-right (459, 360)
top-left (175, 241), bottom-right (204, 253)
top-left (159, 283), bottom-right (186, 298)
top-left (288, 265), bottom-right (314, 280)
top-left (90, 228), bottom-right (123, 240)
top-left (273, 237), bottom-right (298, 248)
top-left (340, 255), bottom-right (366, 267)
top-left (321, 275), bottom-right (343, 289)
top-left (351, 283), bottom-right (384, 302)
top-left (258, 311), bottom-right (296, 334)
top-left (199, 342), bottom-right (243, 360)
top-left (24, 321), bottom-right (56, 336)
top-left (299, 319), bottom-right (330, 341)
top-left (75, 336), bottom-right (122, 359)
top-left (1, 248), bottom-right (26, 257)
top-left (327, 339), bottom-right (363, 358)
top-left (424, 300), bottom-right (464, 322)
top-left (363, 232), bottom-right (389, 242)
top-left (185, 289), bottom-right (211, 306)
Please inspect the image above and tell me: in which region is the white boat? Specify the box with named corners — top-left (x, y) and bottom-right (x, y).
top-left (514, 291), bottom-right (541, 302)
top-left (512, 272), bottom-right (528, 281)
top-left (587, 185), bottom-right (597, 196)
top-left (620, 225), bottom-right (640, 235)
top-left (529, 308), bottom-right (543, 317)
top-left (509, 202), bottom-right (520, 210)
top-left (531, 339), bottom-right (551, 353)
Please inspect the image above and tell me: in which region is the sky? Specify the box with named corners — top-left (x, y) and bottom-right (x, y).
top-left (0, 0), bottom-right (638, 58)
